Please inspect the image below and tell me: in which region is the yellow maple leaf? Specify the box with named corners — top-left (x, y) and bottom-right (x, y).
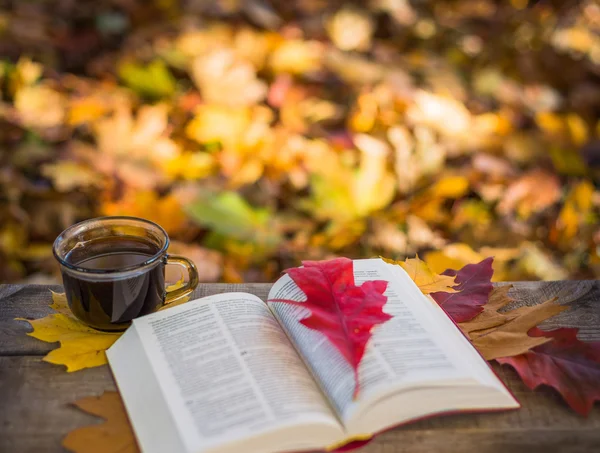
top-left (49, 290), bottom-right (71, 314)
top-left (469, 296), bottom-right (568, 360)
top-left (383, 256), bottom-right (457, 294)
top-left (18, 292), bottom-right (122, 372)
top-left (19, 291), bottom-right (191, 372)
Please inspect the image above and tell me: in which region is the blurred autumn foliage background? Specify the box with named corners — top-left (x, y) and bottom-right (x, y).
top-left (0, 0), bottom-right (599, 284)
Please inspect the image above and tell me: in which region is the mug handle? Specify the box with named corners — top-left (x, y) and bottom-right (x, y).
top-left (164, 255), bottom-right (199, 304)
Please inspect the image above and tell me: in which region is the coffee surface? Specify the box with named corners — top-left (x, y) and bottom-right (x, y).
top-left (62, 237), bottom-right (165, 331)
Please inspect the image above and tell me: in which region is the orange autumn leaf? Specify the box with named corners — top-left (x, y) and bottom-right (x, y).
top-left (497, 169), bottom-right (562, 219)
top-left (63, 392), bottom-right (139, 453)
top-left (458, 285), bottom-right (517, 338)
top-left (461, 286), bottom-right (569, 360)
top-left (101, 190), bottom-right (187, 235)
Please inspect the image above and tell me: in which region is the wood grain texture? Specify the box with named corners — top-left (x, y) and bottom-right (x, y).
top-left (0, 358), bottom-right (598, 453)
top-left (1, 282), bottom-right (599, 453)
top-left (0, 283), bottom-right (270, 355)
top-left (505, 281), bottom-right (600, 341)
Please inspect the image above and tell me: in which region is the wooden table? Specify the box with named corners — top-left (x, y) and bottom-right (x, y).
top-left (1, 282), bottom-right (600, 453)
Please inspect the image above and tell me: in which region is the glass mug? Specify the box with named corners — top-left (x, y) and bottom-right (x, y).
top-left (53, 216), bottom-right (199, 331)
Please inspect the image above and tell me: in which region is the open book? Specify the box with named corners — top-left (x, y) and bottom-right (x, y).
top-left (107, 258), bottom-right (519, 453)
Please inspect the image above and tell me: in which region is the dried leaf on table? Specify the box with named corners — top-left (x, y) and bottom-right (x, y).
top-left (458, 285), bottom-right (517, 336)
top-left (468, 296), bottom-right (568, 361)
top-left (497, 327), bottom-right (600, 417)
top-left (430, 258), bottom-right (494, 323)
top-left (63, 392), bottom-right (139, 453)
top-left (17, 292), bottom-right (121, 372)
top-left (17, 292), bottom-right (189, 372)
top-left (384, 256), bottom-right (457, 295)
top-left (49, 290), bottom-right (72, 315)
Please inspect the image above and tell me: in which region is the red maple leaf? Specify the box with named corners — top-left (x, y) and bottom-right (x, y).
top-left (430, 257), bottom-right (494, 322)
top-left (270, 258), bottom-right (390, 397)
top-left (497, 327), bottom-right (600, 416)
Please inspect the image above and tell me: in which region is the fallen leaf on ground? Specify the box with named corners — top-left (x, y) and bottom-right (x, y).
top-left (269, 257), bottom-right (391, 397)
top-left (430, 258), bottom-right (494, 322)
top-left (408, 175), bottom-right (470, 223)
top-left (327, 7), bottom-right (374, 52)
top-left (41, 161), bottom-right (104, 192)
top-left (63, 391), bottom-right (139, 453)
top-left (14, 84), bottom-right (67, 128)
top-left (385, 256), bottom-right (457, 294)
top-left (269, 39), bottom-right (323, 74)
top-left (118, 59), bottom-right (176, 99)
top-left (497, 327), bottom-right (600, 416)
top-left (186, 190), bottom-right (279, 247)
top-left (102, 190), bottom-right (187, 235)
top-left (497, 169), bottom-right (562, 219)
top-left (553, 180), bottom-right (595, 244)
top-left (191, 49), bottom-right (267, 106)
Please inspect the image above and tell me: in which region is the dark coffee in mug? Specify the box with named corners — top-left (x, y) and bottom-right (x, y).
top-left (61, 236), bottom-right (165, 331)
top-left (54, 217), bottom-right (198, 332)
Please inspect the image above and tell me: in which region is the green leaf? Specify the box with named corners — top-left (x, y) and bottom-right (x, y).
top-left (117, 60), bottom-right (176, 99)
top-left (549, 147), bottom-right (588, 176)
top-left (186, 191), bottom-right (278, 246)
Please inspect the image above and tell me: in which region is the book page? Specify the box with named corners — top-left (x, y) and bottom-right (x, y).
top-left (130, 293), bottom-right (342, 453)
top-left (267, 259), bottom-right (492, 425)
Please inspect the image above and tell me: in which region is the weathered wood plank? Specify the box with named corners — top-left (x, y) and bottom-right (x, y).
top-left (0, 356), bottom-right (116, 453)
top-left (2, 281), bottom-right (599, 355)
top-left (0, 357), bottom-right (598, 453)
top-left (0, 283), bottom-right (270, 356)
top-left (506, 281), bottom-right (600, 341)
